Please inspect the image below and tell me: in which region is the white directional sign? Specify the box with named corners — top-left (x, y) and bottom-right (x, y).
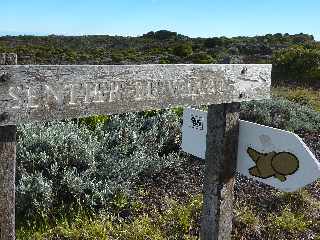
top-left (182, 108), bottom-right (208, 159)
top-left (181, 108), bottom-right (320, 192)
top-left (237, 120), bottom-right (320, 192)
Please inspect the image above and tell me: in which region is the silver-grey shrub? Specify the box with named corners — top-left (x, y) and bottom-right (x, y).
top-left (240, 98), bottom-right (320, 132)
top-left (16, 111), bottom-right (183, 218)
top-left (17, 98), bottom-right (320, 218)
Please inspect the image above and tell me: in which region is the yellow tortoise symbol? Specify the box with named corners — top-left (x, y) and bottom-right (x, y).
top-left (247, 147), bottom-right (299, 182)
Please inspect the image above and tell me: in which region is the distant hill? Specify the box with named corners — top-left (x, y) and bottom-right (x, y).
top-left (0, 30), bottom-right (319, 85)
top-left (0, 30), bottom-right (315, 64)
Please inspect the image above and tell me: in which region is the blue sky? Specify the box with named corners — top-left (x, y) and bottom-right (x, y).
top-left (1, 0), bottom-right (319, 40)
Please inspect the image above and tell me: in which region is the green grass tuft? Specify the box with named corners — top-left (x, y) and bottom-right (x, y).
top-left (268, 207), bottom-right (311, 234)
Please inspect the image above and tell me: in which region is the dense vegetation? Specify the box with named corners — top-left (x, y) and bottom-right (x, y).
top-left (1, 30), bottom-right (320, 239)
top-left (15, 100), bottom-right (320, 239)
top-left (1, 30), bottom-right (320, 85)
top-left (16, 111), bottom-right (182, 219)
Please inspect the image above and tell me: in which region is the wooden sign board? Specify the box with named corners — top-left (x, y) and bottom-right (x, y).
top-left (0, 64), bottom-right (271, 125)
top-left (182, 108), bottom-right (320, 192)
top-left (0, 59), bottom-right (271, 240)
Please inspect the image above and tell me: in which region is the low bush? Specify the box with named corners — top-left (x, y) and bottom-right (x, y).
top-left (16, 111), bottom-right (183, 220)
top-left (272, 45), bottom-right (320, 84)
top-left (273, 45), bottom-right (320, 74)
top-left (15, 98), bottom-right (320, 226)
top-left (190, 52), bottom-right (215, 64)
top-left (111, 51), bottom-right (125, 63)
top-left (16, 194), bottom-right (202, 240)
top-left (240, 98), bottom-right (320, 132)
top-left (273, 87), bottom-right (320, 111)
top-left (77, 115), bottom-right (111, 130)
top-left (173, 43), bottom-right (193, 58)
top-left (268, 208), bottom-right (311, 235)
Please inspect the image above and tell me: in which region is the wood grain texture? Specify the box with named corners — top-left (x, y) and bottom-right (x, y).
top-left (200, 103), bottom-right (240, 240)
top-left (0, 129), bottom-right (16, 240)
top-left (0, 64), bottom-right (271, 125)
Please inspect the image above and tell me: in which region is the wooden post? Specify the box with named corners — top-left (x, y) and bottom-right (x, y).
top-left (0, 126), bottom-right (16, 240)
top-left (200, 103), bottom-right (240, 240)
top-left (0, 53), bottom-right (17, 240)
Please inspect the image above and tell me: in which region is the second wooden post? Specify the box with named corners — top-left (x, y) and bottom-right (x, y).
top-left (200, 103), bottom-right (240, 240)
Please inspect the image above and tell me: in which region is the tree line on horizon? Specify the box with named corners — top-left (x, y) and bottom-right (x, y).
top-left (0, 30), bottom-right (319, 86)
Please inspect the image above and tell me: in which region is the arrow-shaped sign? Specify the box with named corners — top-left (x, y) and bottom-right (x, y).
top-left (181, 108), bottom-right (320, 192)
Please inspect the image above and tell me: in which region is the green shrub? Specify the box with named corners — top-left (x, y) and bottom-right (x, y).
top-left (273, 87), bottom-right (320, 111)
top-left (171, 107), bottom-right (184, 117)
top-left (159, 58), bottom-right (170, 64)
top-left (173, 43), bottom-right (193, 58)
top-left (78, 115), bottom-right (110, 130)
top-left (235, 206), bottom-right (260, 228)
top-left (285, 89), bottom-right (313, 106)
top-left (268, 208), bottom-right (311, 234)
top-left (272, 45), bottom-right (320, 83)
top-left (154, 30), bottom-right (177, 40)
top-left (123, 48), bottom-right (139, 61)
top-left (17, 122), bottom-right (101, 219)
top-left (117, 216), bottom-right (165, 240)
top-left (204, 37), bottom-right (225, 48)
top-left (191, 52), bottom-right (215, 64)
top-left (149, 47), bottom-right (164, 55)
top-left (16, 111), bottom-right (184, 219)
top-left (16, 194), bottom-right (203, 240)
top-left (240, 98), bottom-right (320, 132)
top-left (160, 196), bottom-right (202, 237)
top-left (111, 51), bottom-right (125, 63)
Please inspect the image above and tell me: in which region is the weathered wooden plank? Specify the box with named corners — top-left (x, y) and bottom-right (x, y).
top-left (200, 103), bottom-right (240, 240)
top-left (0, 64), bottom-right (271, 125)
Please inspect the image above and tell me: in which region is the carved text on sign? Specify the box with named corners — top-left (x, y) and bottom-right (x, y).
top-left (7, 78), bottom-right (226, 110)
top-left (0, 64), bottom-right (271, 124)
